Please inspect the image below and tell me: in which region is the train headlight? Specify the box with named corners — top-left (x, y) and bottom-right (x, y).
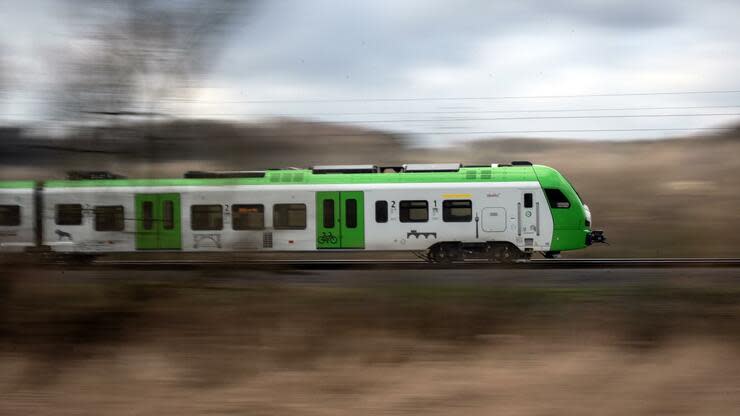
top-left (583, 204), bottom-right (592, 227)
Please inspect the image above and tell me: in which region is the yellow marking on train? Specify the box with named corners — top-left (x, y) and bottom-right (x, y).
top-left (442, 193), bottom-right (472, 198)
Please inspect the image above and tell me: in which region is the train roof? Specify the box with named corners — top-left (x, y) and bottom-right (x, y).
top-left (41, 165), bottom-right (551, 188)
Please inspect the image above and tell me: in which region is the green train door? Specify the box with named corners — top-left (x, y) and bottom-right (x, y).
top-left (135, 193), bottom-right (181, 250)
top-left (316, 191), bottom-right (364, 249)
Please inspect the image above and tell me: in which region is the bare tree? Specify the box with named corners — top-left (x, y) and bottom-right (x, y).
top-left (53, 0), bottom-right (251, 121)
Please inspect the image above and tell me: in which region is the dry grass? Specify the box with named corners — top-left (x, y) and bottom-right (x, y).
top-left (3, 271), bottom-right (740, 414)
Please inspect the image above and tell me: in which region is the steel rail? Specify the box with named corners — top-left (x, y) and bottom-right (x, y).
top-left (70, 258), bottom-right (740, 270)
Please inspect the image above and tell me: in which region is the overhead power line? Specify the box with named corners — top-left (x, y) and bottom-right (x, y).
top-left (265, 112), bottom-right (740, 125)
top-left (185, 104), bottom-right (740, 118)
top-left (219, 127), bottom-right (733, 138)
top-left (166, 88), bottom-right (740, 104)
top-left (8, 104), bottom-right (740, 119)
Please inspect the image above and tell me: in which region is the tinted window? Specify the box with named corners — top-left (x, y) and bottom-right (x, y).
top-left (323, 199), bottom-right (335, 228)
top-left (274, 204), bottom-right (306, 229)
top-left (56, 204), bottom-right (82, 225)
top-left (400, 200), bottom-right (428, 223)
top-left (345, 198), bottom-right (357, 228)
top-left (0, 205), bottom-right (20, 226)
top-left (232, 204), bottom-right (264, 230)
top-left (524, 193), bottom-right (533, 208)
top-left (443, 200), bottom-right (472, 222)
top-left (545, 189), bottom-right (571, 209)
top-left (191, 205), bottom-right (223, 230)
top-left (375, 201), bottom-right (388, 223)
top-left (94, 206), bottom-right (124, 231)
top-left (162, 200), bottom-right (174, 230)
top-left (141, 201), bottom-right (153, 230)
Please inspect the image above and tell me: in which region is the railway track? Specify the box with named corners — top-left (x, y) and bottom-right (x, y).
top-left (74, 258), bottom-right (740, 270)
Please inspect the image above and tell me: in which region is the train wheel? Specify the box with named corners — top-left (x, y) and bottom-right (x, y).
top-left (489, 243), bottom-right (522, 264)
top-left (429, 244), bottom-right (455, 264)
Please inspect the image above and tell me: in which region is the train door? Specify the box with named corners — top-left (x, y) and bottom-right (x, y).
top-left (135, 193), bottom-right (181, 250)
top-left (316, 191), bottom-right (365, 249)
top-left (518, 191), bottom-right (539, 245)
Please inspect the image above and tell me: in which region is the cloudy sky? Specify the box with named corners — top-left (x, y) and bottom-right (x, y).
top-left (2, 0), bottom-right (740, 143)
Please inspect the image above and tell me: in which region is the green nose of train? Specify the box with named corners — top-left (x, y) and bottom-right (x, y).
top-left (533, 165), bottom-right (606, 251)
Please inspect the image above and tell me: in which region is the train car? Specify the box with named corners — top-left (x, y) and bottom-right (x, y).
top-left (0, 181), bottom-right (36, 252)
top-left (24, 162), bottom-right (604, 261)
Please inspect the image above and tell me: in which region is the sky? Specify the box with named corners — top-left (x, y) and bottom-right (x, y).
top-left (2, 0), bottom-right (740, 143)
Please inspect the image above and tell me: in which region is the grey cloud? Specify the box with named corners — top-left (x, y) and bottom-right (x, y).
top-left (215, 0), bottom-right (696, 91)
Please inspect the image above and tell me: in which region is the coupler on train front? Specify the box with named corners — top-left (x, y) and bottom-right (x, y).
top-left (586, 230), bottom-right (607, 245)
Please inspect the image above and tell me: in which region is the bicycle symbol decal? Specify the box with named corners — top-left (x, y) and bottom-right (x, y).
top-left (319, 231), bottom-right (338, 244)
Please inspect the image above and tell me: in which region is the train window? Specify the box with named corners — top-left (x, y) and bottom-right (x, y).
top-left (544, 189), bottom-right (571, 209)
top-left (273, 204), bottom-right (306, 230)
top-left (400, 200), bottom-right (428, 222)
top-left (375, 201), bottom-right (388, 223)
top-left (0, 205), bottom-right (21, 226)
top-left (232, 204), bottom-right (264, 230)
top-left (162, 201), bottom-right (174, 230)
top-left (94, 206), bottom-right (124, 231)
top-left (55, 204), bottom-right (82, 225)
top-left (141, 201), bottom-right (153, 230)
top-left (191, 205), bottom-right (223, 230)
top-left (323, 199), bottom-right (335, 228)
top-left (346, 199), bottom-right (357, 228)
top-left (524, 193), bottom-right (533, 208)
top-left (443, 200), bottom-right (472, 222)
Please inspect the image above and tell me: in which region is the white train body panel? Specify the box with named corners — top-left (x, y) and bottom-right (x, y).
top-left (0, 188), bottom-right (35, 252)
top-left (40, 181), bottom-right (553, 253)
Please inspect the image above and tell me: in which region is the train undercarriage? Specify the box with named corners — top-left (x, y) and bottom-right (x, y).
top-left (422, 242), bottom-right (535, 264)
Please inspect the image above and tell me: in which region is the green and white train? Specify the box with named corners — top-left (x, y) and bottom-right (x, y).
top-left (0, 162), bottom-right (605, 262)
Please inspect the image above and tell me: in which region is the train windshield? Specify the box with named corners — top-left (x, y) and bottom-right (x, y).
top-left (561, 174), bottom-right (583, 204)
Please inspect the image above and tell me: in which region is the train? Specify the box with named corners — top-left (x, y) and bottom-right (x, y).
top-left (0, 162), bottom-right (606, 262)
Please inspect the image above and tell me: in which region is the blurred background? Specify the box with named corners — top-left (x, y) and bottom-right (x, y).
top-left (3, 1), bottom-right (740, 414)
top-left (2, 0), bottom-right (740, 257)
top-left (0, 0), bottom-right (740, 257)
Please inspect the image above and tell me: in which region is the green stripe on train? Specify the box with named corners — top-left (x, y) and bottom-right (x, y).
top-left (43, 167), bottom-right (539, 188)
top-left (0, 181), bottom-right (36, 189)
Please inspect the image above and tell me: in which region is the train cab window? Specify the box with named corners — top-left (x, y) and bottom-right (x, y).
top-left (273, 204), bottom-right (306, 230)
top-left (524, 193), bottom-right (533, 208)
top-left (375, 200), bottom-right (388, 223)
top-left (0, 205), bottom-right (21, 226)
top-left (544, 189), bottom-right (571, 209)
top-left (94, 206), bottom-right (124, 231)
top-left (400, 200), bottom-right (428, 222)
top-left (56, 204), bottom-right (82, 225)
top-left (323, 200), bottom-right (335, 228)
top-left (191, 205), bottom-right (223, 230)
top-left (443, 200), bottom-right (472, 222)
top-left (345, 199), bottom-right (358, 228)
top-left (232, 204), bottom-right (264, 230)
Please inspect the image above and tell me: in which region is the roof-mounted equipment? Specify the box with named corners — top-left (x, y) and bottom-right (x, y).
top-left (312, 165), bottom-right (378, 174)
top-left (184, 170), bottom-right (266, 179)
top-left (403, 163), bottom-right (461, 173)
top-left (66, 171), bottom-right (126, 180)
top-left (511, 161), bottom-right (533, 166)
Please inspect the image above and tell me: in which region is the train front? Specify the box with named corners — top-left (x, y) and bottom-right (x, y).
top-left (581, 202), bottom-right (607, 246)
top-left (533, 165), bottom-right (606, 254)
